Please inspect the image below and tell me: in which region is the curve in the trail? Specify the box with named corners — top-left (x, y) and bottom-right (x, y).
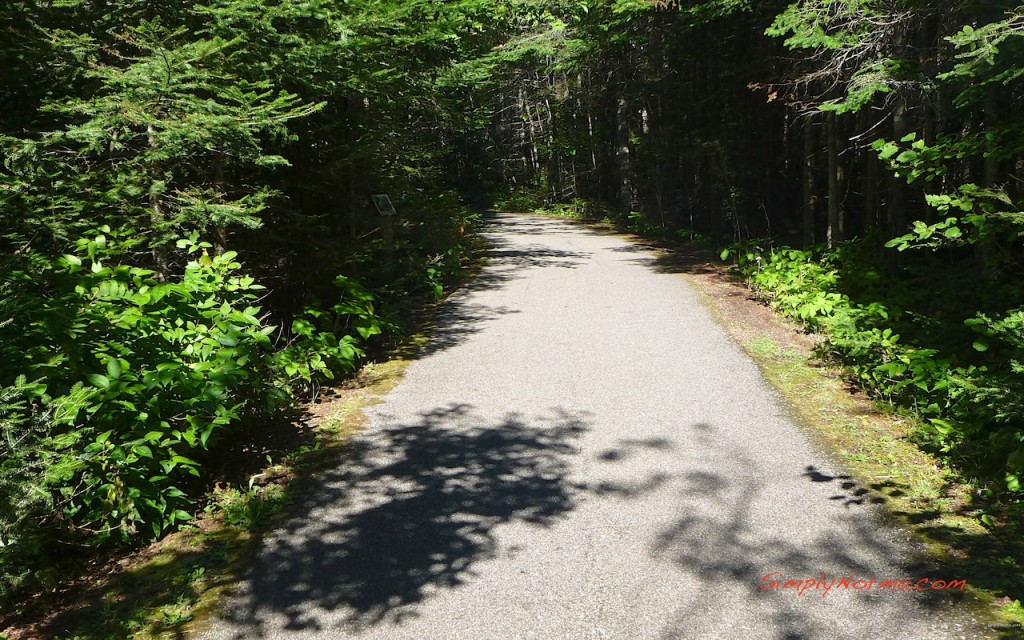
top-left (199, 212), bottom-right (984, 640)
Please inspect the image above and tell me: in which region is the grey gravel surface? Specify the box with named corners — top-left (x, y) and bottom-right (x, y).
top-left (199, 212), bottom-right (987, 639)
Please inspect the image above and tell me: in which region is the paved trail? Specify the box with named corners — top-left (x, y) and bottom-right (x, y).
top-left (201, 213), bottom-right (983, 639)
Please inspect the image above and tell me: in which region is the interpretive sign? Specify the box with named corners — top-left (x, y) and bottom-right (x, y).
top-left (370, 193), bottom-right (397, 216)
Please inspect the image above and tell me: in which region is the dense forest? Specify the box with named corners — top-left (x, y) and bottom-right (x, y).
top-left (2, 0), bottom-right (1024, 617)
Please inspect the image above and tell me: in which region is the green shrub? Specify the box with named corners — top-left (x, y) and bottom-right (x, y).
top-left (0, 229), bottom-right (383, 602)
top-left (277, 275), bottom-right (384, 386)
top-left (538, 198), bottom-right (611, 221)
top-left (722, 240), bottom-right (1024, 497)
top-left (493, 188), bottom-right (547, 212)
top-left (1, 232), bottom-right (284, 544)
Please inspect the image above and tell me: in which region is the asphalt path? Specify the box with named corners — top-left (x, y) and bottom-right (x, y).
top-left (200, 212), bottom-right (985, 639)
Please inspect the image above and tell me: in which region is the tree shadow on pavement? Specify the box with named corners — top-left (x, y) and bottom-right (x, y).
top-left (802, 463), bottom-right (1024, 632)
top-left (593, 423), bottom-right (985, 640)
top-left (482, 211), bottom-right (596, 236)
top-left (603, 237), bottom-right (721, 277)
top-left (803, 465), bottom-right (890, 508)
top-left (409, 216), bottom-right (590, 359)
top-left (615, 249), bottom-right (722, 277)
top-left (216, 404), bottom-right (588, 637)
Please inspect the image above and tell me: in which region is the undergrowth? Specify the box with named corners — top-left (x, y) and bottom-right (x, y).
top-left (721, 239), bottom-right (1024, 517)
top-left (0, 228), bottom-right (387, 613)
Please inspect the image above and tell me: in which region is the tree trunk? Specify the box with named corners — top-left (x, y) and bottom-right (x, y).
top-left (582, 74), bottom-right (598, 177)
top-left (346, 95), bottom-right (363, 240)
top-left (888, 98), bottom-right (908, 241)
top-left (212, 162), bottom-right (228, 256)
top-left (615, 94), bottom-right (633, 213)
top-left (518, 87), bottom-right (532, 178)
top-left (863, 140), bottom-right (880, 233)
top-left (978, 86), bottom-right (1001, 276)
top-left (802, 116), bottom-right (817, 246)
top-left (147, 124), bottom-right (169, 278)
top-left (826, 112), bottom-right (844, 246)
top-left (984, 86), bottom-right (1001, 187)
top-left (544, 92), bottom-right (561, 200)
